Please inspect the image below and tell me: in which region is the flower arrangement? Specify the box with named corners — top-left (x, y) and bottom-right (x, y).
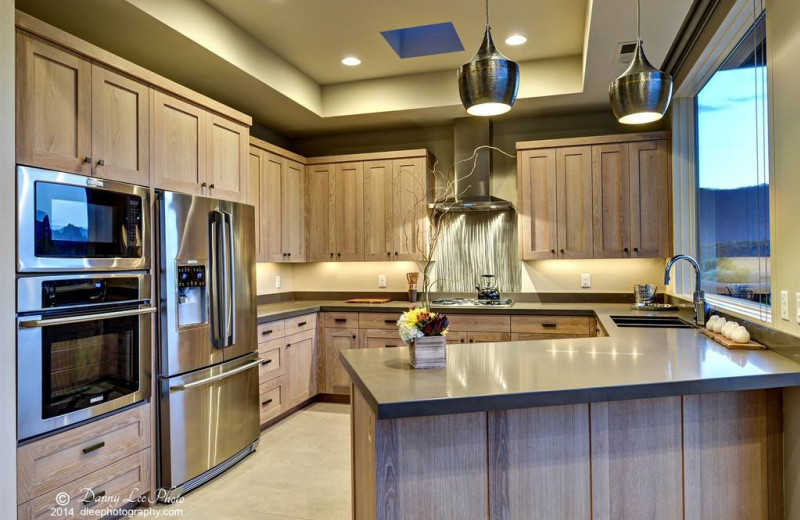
top-left (397, 308), bottom-right (449, 344)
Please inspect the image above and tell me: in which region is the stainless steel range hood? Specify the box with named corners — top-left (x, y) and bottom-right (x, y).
top-left (432, 118), bottom-right (514, 212)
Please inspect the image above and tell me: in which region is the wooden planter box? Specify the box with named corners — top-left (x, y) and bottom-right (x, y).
top-left (409, 335), bottom-right (446, 368)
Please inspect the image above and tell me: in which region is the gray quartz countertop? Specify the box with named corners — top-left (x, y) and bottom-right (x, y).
top-left (332, 304), bottom-right (800, 419)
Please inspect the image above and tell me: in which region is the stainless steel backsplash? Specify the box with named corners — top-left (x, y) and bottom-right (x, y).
top-left (433, 212), bottom-right (521, 292)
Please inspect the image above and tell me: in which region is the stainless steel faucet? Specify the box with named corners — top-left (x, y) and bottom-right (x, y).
top-left (664, 254), bottom-right (707, 326)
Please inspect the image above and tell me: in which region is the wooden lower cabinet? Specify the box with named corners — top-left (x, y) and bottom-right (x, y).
top-left (284, 329), bottom-right (317, 406)
top-left (361, 329), bottom-right (403, 349)
top-left (351, 388), bottom-right (783, 520)
top-left (259, 376), bottom-right (286, 424)
top-left (324, 327), bottom-right (359, 394)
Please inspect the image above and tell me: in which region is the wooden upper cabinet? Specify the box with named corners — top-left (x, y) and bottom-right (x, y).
top-left (90, 64), bottom-right (149, 185)
top-left (556, 146), bottom-right (593, 259)
top-left (262, 152), bottom-right (284, 262)
top-left (630, 140), bottom-right (671, 258)
top-left (207, 114), bottom-right (248, 203)
top-left (16, 32), bottom-right (92, 175)
top-left (281, 159), bottom-right (306, 262)
top-left (592, 144), bottom-right (630, 258)
top-left (248, 149), bottom-right (263, 259)
top-left (153, 90), bottom-right (207, 196)
top-left (307, 164), bottom-right (335, 262)
top-left (518, 149), bottom-right (558, 260)
top-left (392, 158), bottom-right (426, 261)
top-left (363, 160), bottom-right (393, 261)
top-left (333, 162), bottom-right (365, 261)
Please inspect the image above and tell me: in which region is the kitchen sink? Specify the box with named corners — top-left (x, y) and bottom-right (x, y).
top-left (611, 316), bottom-right (693, 328)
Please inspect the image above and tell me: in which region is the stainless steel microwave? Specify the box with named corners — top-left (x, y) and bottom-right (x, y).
top-left (17, 166), bottom-right (150, 272)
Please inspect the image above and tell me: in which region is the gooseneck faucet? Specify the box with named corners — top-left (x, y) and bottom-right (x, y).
top-left (664, 254), bottom-right (707, 326)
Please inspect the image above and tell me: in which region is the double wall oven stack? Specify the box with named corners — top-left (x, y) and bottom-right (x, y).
top-left (16, 166), bottom-right (259, 500)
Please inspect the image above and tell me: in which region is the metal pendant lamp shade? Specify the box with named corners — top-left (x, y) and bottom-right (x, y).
top-left (609, 0), bottom-right (673, 124)
top-left (458, 0), bottom-right (520, 116)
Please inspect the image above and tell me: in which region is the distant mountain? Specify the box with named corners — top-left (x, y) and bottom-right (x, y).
top-left (698, 185), bottom-right (770, 257)
top-left (52, 223), bottom-right (88, 242)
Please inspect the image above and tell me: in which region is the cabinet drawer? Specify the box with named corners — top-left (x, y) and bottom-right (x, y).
top-left (18, 404), bottom-right (150, 504)
top-left (511, 315), bottom-right (593, 335)
top-left (359, 312), bottom-right (401, 330)
top-left (323, 312), bottom-right (358, 329)
top-left (258, 319), bottom-right (285, 342)
top-left (285, 313), bottom-right (317, 336)
top-left (259, 377), bottom-right (285, 425)
top-left (446, 314), bottom-right (510, 332)
top-left (446, 331), bottom-right (468, 344)
top-left (511, 332), bottom-right (586, 341)
top-left (258, 338), bottom-right (284, 382)
top-left (18, 449), bottom-right (150, 520)
top-left (466, 332), bottom-right (511, 343)
top-left (360, 329), bottom-right (403, 349)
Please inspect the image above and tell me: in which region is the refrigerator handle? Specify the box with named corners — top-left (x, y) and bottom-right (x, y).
top-left (209, 211), bottom-right (224, 349)
top-left (223, 212), bottom-right (235, 347)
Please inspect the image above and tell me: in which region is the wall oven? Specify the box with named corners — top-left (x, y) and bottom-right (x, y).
top-left (17, 166), bottom-right (149, 272)
top-left (17, 273), bottom-right (154, 440)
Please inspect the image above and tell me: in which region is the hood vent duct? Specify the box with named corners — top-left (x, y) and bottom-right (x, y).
top-left (432, 118), bottom-right (514, 212)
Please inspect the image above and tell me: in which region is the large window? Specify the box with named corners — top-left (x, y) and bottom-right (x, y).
top-left (696, 14), bottom-right (770, 309)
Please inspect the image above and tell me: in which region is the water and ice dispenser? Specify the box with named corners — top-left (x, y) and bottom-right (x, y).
top-left (176, 263), bottom-right (208, 327)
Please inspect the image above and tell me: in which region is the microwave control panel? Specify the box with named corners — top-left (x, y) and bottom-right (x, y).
top-left (177, 265), bottom-right (206, 288)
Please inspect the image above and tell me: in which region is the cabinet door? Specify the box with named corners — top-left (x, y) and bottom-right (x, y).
top-left (248, 147), bottom-right (263, 260)
top-left (630, 140), bottom-right (671, 258)
top-left (307, 164), bottom-right (335, 262)
top-left (324, 328), bottom-right (358, 394)
top-left (153, 90), bottom-right (206, 196)
top-left (364, 160), bottom-right (393, 261)
top-left (91, 64), bottom-right (149, 185)
top-left (207, 114), bottom-right (248, 202)
top-left (262, 153), bottom-right (284, 262)
top-left (285, 331), bottom-right (316, 406)
top-left (592, 144), bottom-right (630, 258)
top-left (393, 158), bottom-right (426, 261)
top-left (518, 149), bottom-right (558, 259)
top-left (16, 32), bottom-right (92, 175)
top-left (556, 146), bottom-right (594, 258)
top-left (466, 332), bottom-right (512, 343)
top-left (333, 162), bottom-right (365, 261)
top-left (282, 159), bottom-right (307, 262)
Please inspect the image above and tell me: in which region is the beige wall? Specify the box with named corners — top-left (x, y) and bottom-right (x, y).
top-left (1, 0), bottom-right (16, 513)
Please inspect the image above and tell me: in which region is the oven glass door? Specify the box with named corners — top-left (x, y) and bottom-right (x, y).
top-left (41, 310), bottom-right (140, 419)
top-left (34, 181), bottom-right (143, 259)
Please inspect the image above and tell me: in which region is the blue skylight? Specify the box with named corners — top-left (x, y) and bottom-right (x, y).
top-left (381, 22), bottom-right (464, 59)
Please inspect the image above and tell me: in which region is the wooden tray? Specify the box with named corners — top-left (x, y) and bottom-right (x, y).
top-left (700, 328), bottom-right (765, 350)
top-left (345, 298), bottom-right (392, 304)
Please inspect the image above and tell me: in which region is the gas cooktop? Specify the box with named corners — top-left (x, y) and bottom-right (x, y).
top-left (431, 298), bottom-right (514, 308)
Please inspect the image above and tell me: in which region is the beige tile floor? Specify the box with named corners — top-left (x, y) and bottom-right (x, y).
top-left (156, 402), bottom-right (352, 520)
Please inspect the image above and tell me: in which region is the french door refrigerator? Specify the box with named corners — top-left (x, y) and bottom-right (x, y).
top-left (156, 190), bottom-right (259, 500)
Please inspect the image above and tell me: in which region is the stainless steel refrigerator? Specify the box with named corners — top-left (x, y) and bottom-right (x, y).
top-left (156, 190), bottom-right (259, 500)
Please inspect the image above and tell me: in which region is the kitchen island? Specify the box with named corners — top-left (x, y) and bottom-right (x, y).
top-left (340, 307), bottom-right (800, 520)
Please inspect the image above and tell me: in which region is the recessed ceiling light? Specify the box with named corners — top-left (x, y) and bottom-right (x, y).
top-left (505, 35), bottom-right (527, 46)
top-left (341, 56), bottom-right (361, 66)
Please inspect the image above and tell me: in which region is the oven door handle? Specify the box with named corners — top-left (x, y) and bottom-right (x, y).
top-left (19, 306), bottom-right (157, 328)
top-left (169, 358), bottom-right (262, 391)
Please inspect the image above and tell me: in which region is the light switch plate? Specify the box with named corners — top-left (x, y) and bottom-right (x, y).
top-left (275, 275), bottom-right (281, 289)
top-left (378, 274), bottom-right (387, 288)
top-left (781, 290), bottom-right (789, 320)
top-left (581, 273), bottom-right (591, 289)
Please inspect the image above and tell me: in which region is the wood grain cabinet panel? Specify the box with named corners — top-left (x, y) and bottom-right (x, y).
top-left (364, 160), bottom-right (394, 261)
top-left (257, 338), bottom-right (285, 382)
top-left (307, 164), bottom-right (335, 262)
top-left (360, 329), bottom-right (403, 349)
top-left (285, 330), bottom-right (317, 406)
top-left (488, 404), bottom-right (591, 520)
top-left (207, 113), bottom-right (247, 203)
top-left (90, 64), bottom-right (149, 185)
top-left (591, 397), bottom-right (683, 520)
top-left (334, 162), bottom-right (365, 261)
top-left (153, 90), bottom-right (206, 196)
top-left (282, 159), bottom-right (307, 261)
top-left (446, 314), bottom-right (510, 332)
top-left (16, 32), bottom-right (92, 175)
top-left (392, 157), bottom-right (426, 261)
top-left (630, 140), bottom-right (671, 258)
top-left (324, 327), bottom-right (359, 394)
top-left (556, 146), bottom-right (594, 259)
top-left (510, 315), bottom-right (593, 335)
top-left (248, 148), bottom-right (263, 256)
top-left (259, 376), bottom-right (285, 425)
top-left (261, 151), bottom-right (284, 262)
top-left (466, 332), bottom-right (511, 343)
top-left (518, 149), bottom-right (558, 260)
top-left (592, 143), bottom-right (630, 258)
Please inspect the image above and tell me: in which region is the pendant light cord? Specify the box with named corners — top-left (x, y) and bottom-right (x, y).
top-left (636, 0), bottom-right (641, 48)
top-left (485, 0), bottom-right (490, 28)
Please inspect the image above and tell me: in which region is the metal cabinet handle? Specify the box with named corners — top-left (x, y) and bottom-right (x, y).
top-left (201, 182), bottom-right (207, 188)
top-left (542, 323), bottom-right (558, 328)
top-left (82, 441), bottom-right (105, 454)
top-left (209, 184), bottom-right (215, 189)
top-left (286, 343), bottom-right (291, 348)
top-left (334, 318), bottom-right (348, 323)
top-left (83, 156), bottom-right (92, 163)
top-left (352, 334), bottom-right (356, 339)
top-left (633, 247), bottom-right (639, 253)
top-left (560, 249), bottom-right (565, 254)
top-left (394, 252), bottom-right (398, 256)
top-left (261, 359), bottom-right (272, 366)
top-left (262, 330), bottom-right (273, 335)
top-left (624, 247), bottom-right (630, 253)
top-left (262, 398), bottom-right (273, 406)
top-left (170, 359), bottom-right (262, 391)
top-left (337, 252), bottom-right (341, 257)
top-left (20, 306), bottom-right (156, 328)
top-left (330, 253), bottom-right (334, 258)
top-left (469, 339), bottom-right (474, 343)
top-left (82, 490), bottom-right (106, 505)
top-left (387, 252), bottom-right (391, 256)
top-left (384, 319), bottom-right (395, 324)
top-left (550, 249), bottom-right (556, 254)
top-left (97, 159), bottom-right (105, 166)
top-left (297, 321), bottom-right (307, 327)
top-left (385, 344), bottom-right (398, 348)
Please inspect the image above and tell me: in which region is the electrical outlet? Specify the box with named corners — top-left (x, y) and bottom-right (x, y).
top-left (378, 274), bottom-right (387, 288)
top-left (275, 275), bottom-right (281, 289)
top-left (581, 273), bottom-right (591, 289)
top-left (781, 290), bottom-right (789, 320)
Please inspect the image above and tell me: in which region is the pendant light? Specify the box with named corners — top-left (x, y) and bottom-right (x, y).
top-left (458, 0), bottom-right (520, 117)
top-left (609, 0), bottom-right (673, 124)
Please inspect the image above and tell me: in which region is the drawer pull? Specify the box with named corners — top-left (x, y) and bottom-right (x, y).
top-left (261, 359), bottom-right (272, 366)
top-left (262, 330), bottom-right (273, 335)
top-left (542, 323), bottom-right (558, 328)
top-left (385, 344), bottom-right (398, 348)
top-left (262, 398), bottom-right (274, 406)
top-left (334, 318), bottom-right (348, 323)
top-left (82, 489), bottom-right (106, 505)
top-left (82, 441), bottom-right (105, 454)
top-left (297, 321), bottom-right (307, 327)
top-left (286, 343), bottom-right (291, 348)
top-left (384, 319), bottom-right (396, 324)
